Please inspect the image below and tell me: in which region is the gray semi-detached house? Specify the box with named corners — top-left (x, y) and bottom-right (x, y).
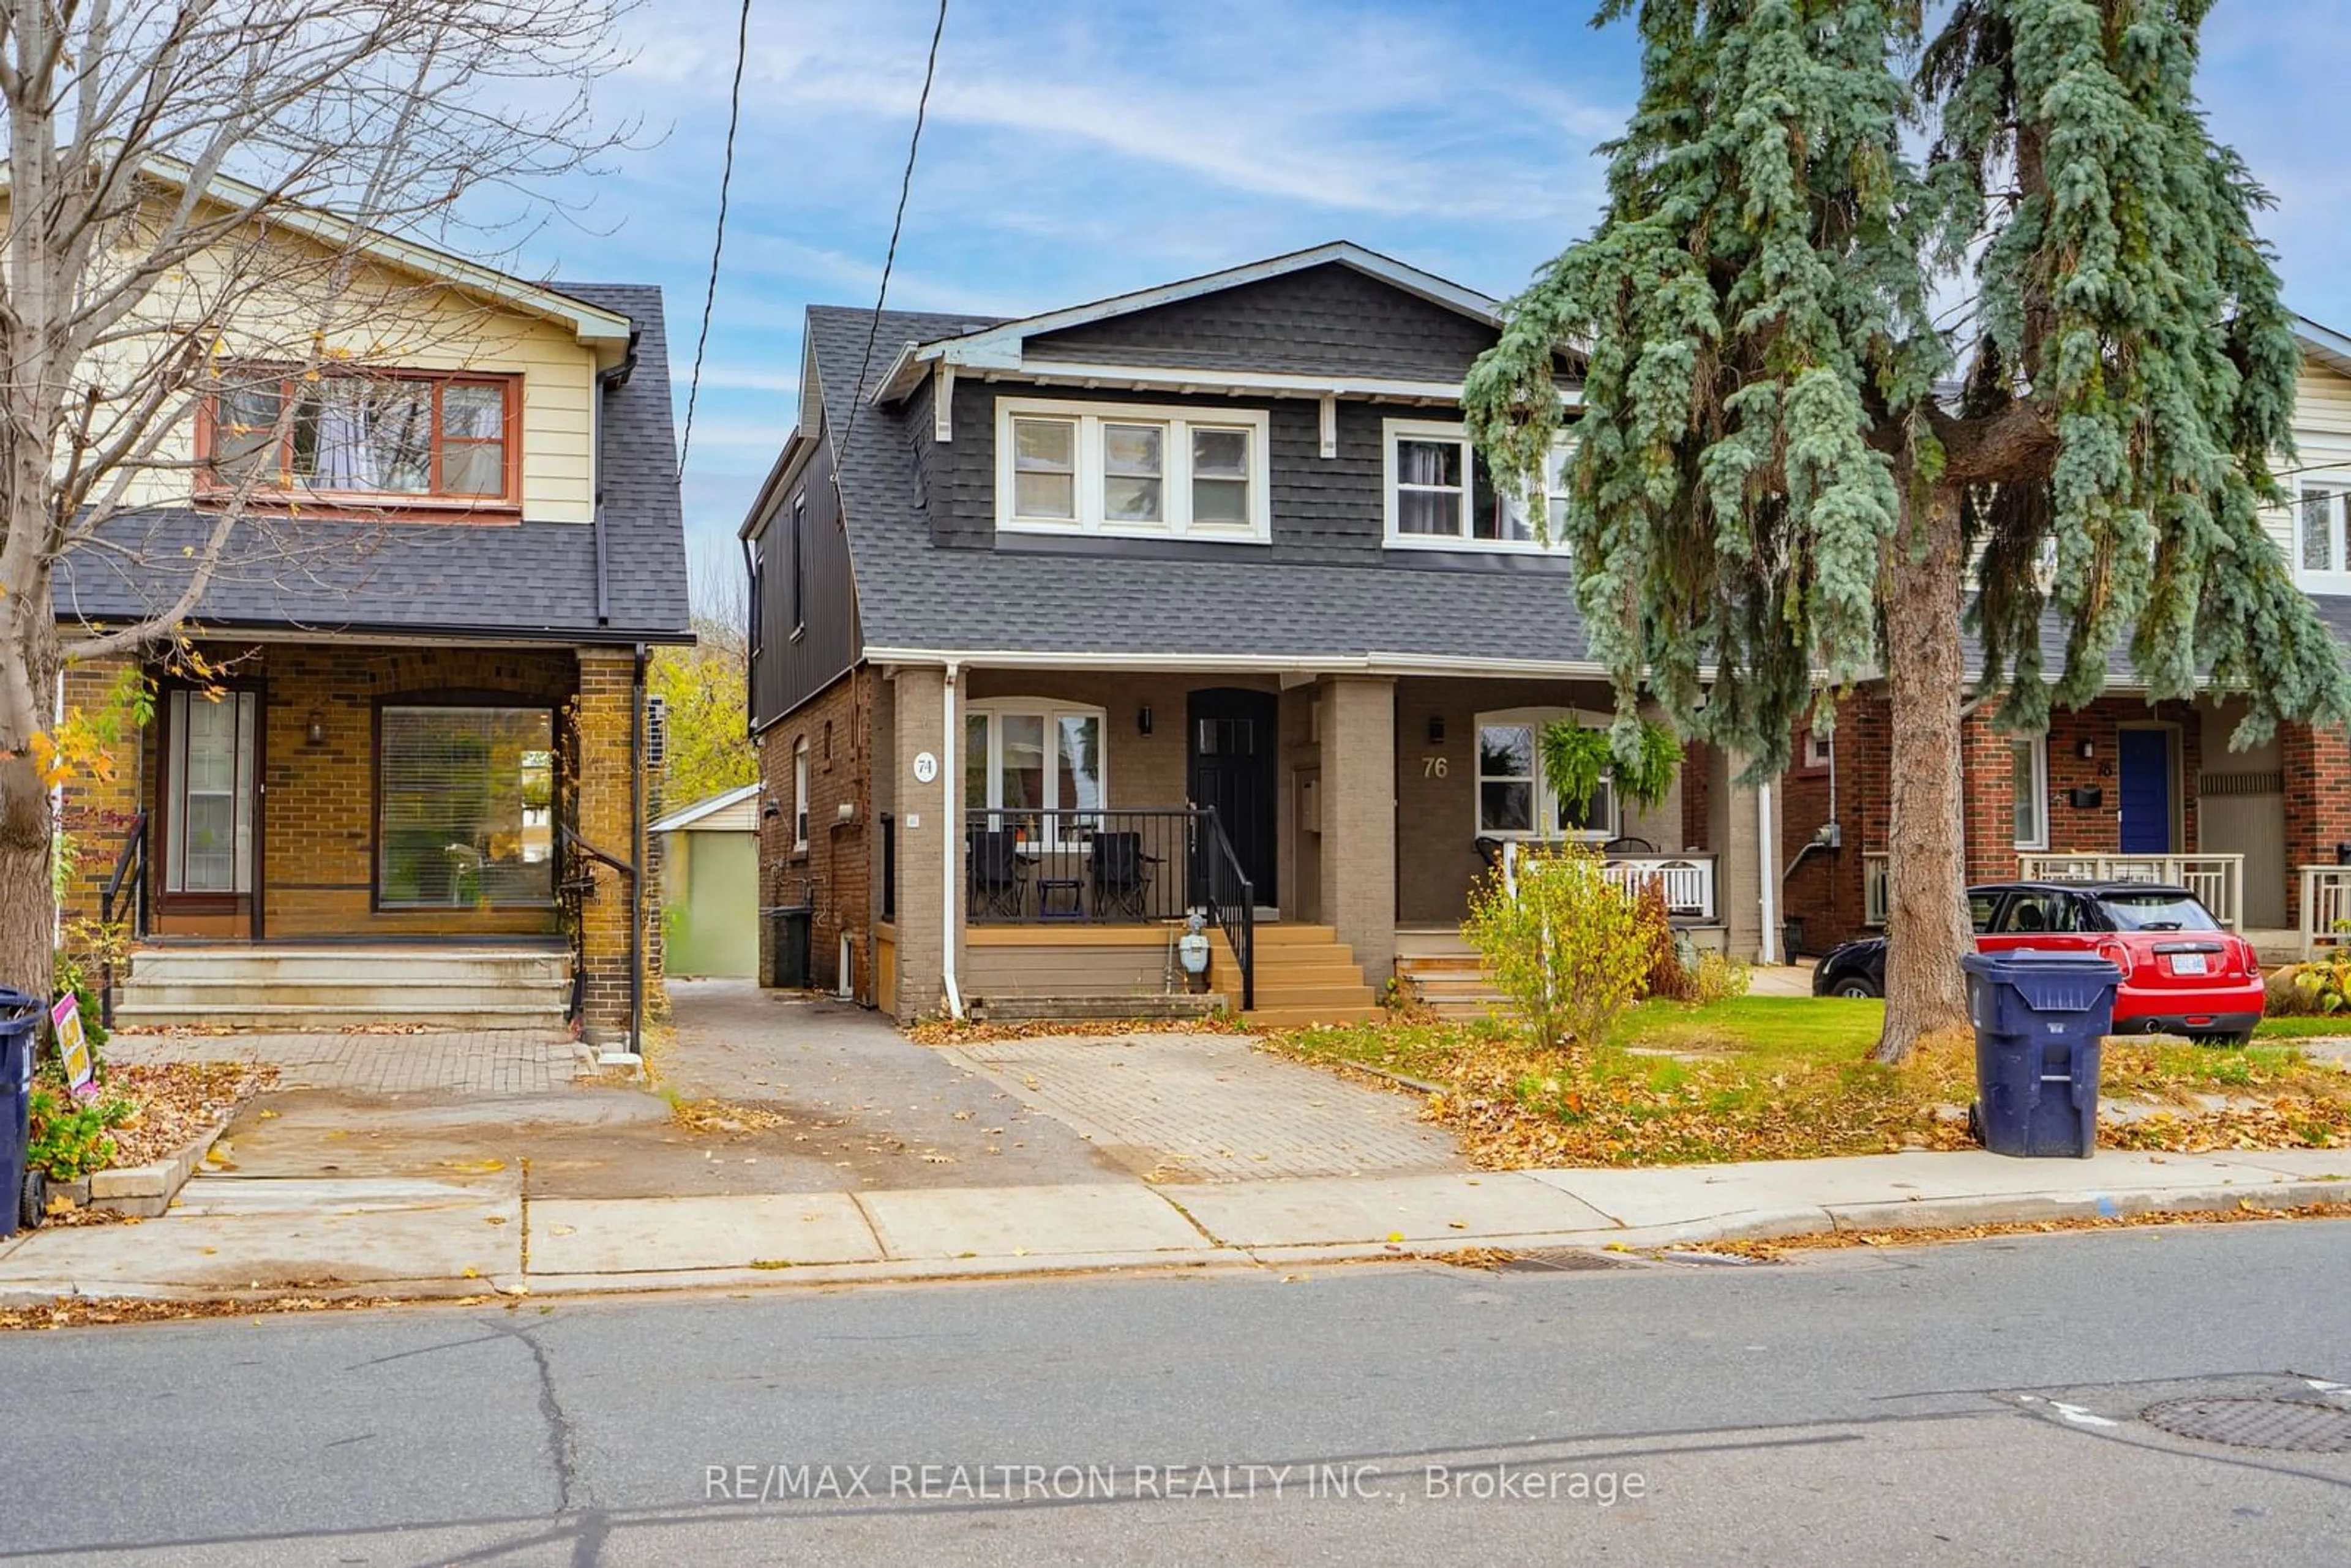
top-left (743, 242), bottom-right (1782, 1024)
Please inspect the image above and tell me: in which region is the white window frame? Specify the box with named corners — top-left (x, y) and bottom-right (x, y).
top-left (2297, 479), bottom-right (2351, 589)
top-left (2011, 733), bottom-right (2049, 851)
top-left (995, 397), bottom-right (1272, 542)
top-left (164, 688), bottom-right (257, 895)
top-left (961, 698), bottom-right (1111, 847)
top-left (1802, 727), bottom-right (1831, 769)
top-left (792, 739), bottom-right (810, 852)
top-left (1382, 418), bottom-right (1574, 555)
top-left (1472, 707), bottom-right (1617, 842)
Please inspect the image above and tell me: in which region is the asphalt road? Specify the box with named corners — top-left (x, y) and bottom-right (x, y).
top-left (4, 1219), bottom-right (2349, 1565)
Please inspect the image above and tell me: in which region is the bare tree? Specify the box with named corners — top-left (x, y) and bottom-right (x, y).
top-left (0, 0), bottom-right (634, 996)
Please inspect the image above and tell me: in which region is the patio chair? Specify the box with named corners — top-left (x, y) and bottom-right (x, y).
top-left (967, 828), bottom-right (1029, 920)
top-left (1089, 831), bottom-right (1159, 922)
top-left (1474, 836), bottom-right (1505, 869)
top-left (1603, 835), bottom-right (1657, 855)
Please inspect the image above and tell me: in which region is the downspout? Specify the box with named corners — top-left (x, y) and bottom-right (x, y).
top-left (940, 660), bottom-right (965, 1019)
top-left (591, 329), bottom-right (640, 628)
top-left (1757, 779), bottom-right (1779, 966)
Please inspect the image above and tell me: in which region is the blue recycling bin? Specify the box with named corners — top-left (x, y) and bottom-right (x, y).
top-left (1960, 951), bottom-right (2121, 1158)
top-left (0, 986), bottom-right (42, 1237)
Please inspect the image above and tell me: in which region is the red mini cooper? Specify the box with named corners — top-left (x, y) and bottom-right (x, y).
top-left (1812, 880), bottom-right (2265, 1045)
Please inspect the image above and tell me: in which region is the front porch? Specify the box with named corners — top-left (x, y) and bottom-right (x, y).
top-left (62, 639), bottom-right (657, 1040)
top-left (874, 664), bottom-right (1771, 1024)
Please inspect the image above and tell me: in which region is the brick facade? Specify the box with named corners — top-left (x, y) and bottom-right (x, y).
top-left (2281, 721), bottom-right (2351, 923)
top-left (56, 639), bottom-right (660, 1043)
top-left (756, 666), bottom-right (876, 1000)
top-left (1783, 689), bottom-right (2221, 950)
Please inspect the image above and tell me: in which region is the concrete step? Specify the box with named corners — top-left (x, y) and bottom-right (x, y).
top-left (130, 950), bottom-right (568, 986)
top-left (123, 978), bottom-right (572, 1010)
top-left (1242, 1004), bottom-right (1384, 1028)
top-left (113, 1000), bottom-right (568, 1030)
top-left (969, 994), bottom-right (1222, 1024)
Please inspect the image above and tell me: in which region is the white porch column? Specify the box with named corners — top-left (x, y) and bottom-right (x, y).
top-left (1707, 744), bottom-right (1779, 962)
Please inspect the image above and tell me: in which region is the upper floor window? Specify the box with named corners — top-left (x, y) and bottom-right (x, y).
top-left (2300, 482), bottom-right (2351, 582)
top-left (203, 369), bottom-right (518, 509)
top-left (1384, 419), bottom-right (1572, 555)
top-left (996, 397), bottom-right (1270, 542)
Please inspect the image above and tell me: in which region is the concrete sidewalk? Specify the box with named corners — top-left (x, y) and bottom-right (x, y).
top-left (4, 1145), bottom-right (2345, 1305)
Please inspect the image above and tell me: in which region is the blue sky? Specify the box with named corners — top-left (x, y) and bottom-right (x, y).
top-left (512, 1), bottom-right (2351, 601)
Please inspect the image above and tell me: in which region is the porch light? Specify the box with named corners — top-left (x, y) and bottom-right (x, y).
top-left (1138, 705), bottom-right (1153, 737)
top-left (1427, 715), bottom-right (1445, 745)
top-left (2075, 737), bottom-right (2094, 759)
top-left (306, 709), bottom-right (326, 746)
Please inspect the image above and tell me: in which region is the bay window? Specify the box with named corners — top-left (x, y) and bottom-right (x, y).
top-left (378, 705), bottom-right (555, 908)
top-left (1384, 419), bottom-right (1573, 553)
top-left (997, 399), bottom-right (1270, 541)
top-left (204, 369), bottom-right (518, 507)
top-left (962, 700), bottom-right (1107, 844)
top-left (1474, 708), bottom-right (1615, 840)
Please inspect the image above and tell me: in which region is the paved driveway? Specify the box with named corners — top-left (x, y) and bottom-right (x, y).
top-left (950, 1032), bottom-right (1467, 1182)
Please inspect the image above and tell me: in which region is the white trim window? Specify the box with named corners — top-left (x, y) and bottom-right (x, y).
top-left (1474, 707), bottom-right (1615, 841)
top-left (962, 699), bottom-right (1108, 844)
top-left (2298, 481), bottom-right (2351, 585)
top-left (996, 397), bottom-right (1272, 541)
top-left (792, 738), bottom-right (811, 852)
top-left (2011, 734), bottom-right (2049, 850)
top-left (1383, 419), bottom-right (1573, 554)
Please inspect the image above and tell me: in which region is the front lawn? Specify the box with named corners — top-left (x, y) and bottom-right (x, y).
top-left (1265, 997), bottom-right (2351, 1168)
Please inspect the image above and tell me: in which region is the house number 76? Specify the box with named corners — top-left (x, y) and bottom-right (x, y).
top-left (1422, 756), bottom-right (1448, 778)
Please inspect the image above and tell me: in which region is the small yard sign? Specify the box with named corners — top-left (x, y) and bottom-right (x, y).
top-left (51, 993), bottom-right (94, 1095)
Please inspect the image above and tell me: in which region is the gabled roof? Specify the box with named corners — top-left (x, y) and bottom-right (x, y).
top-left (651, 782), bottom-right (762, 835)
top-left (2293, 314), bottom-right (2351, 383)
top-left (872, 241), bottom-right (1502, 403)
top-left (54, 282), bottom-right (691, 645)
top-left (39, 152), bottom-right (639, 363)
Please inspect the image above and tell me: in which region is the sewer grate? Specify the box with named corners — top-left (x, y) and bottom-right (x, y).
top-left (1498, 1249), bottom-right (1643, 1274)
top-left (2140, 1398), bottom-right (2351, 1452)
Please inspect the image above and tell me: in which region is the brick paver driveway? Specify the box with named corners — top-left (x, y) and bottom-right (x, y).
top-left (948, 1032), bottom-right (1466, 1182)
top-left (107, 1029), bottom-right (585, 1097)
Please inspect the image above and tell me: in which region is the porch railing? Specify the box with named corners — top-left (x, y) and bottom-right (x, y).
top-left (1864, 852), bottom-right (1890, 928)
top-left (963, 806), bottom-right (1254, 1010)
top-left (1600, 853), bottom-right (1717, 923)
top-left (2298, 866), bottom-right (2351, 959)
top-left (96, 810), bottom-right (149, 1029)
top-left (2017, 853), bottom-right (2244, 931)
top-left (557, 823), bottom-right (639, 1030)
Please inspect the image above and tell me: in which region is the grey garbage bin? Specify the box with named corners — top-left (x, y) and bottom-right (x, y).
top-left (768, 905), bottom-right (814, 990)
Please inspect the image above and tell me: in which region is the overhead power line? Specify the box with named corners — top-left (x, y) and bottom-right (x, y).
top-left (842, 0), bottom-right (950, 454)
top-left (677, 0), bottom-right (754, 478)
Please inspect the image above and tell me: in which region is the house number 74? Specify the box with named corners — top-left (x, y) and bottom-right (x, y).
top-left (1422, 756), bottom-right (1448, 778)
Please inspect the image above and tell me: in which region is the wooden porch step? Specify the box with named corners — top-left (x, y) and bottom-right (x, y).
top-left (1248, 983), bottom-right (1379, 1011)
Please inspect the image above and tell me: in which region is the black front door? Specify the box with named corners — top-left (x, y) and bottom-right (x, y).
top-left (1187, 688), bottom-right (1278, 906)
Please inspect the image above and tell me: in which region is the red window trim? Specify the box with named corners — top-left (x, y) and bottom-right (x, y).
top-left (195, 366), bottom-right (525, 521)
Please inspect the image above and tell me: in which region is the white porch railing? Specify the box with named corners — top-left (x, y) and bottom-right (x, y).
top-left (1600, 854), bottom-right (1717, 923)
top-left (2298, 866), bottom-right (2351, 959)
top-left (2015, 853), bottom-right (2243, 931)
top-left (1864, 853), bottom-right (1890, 928)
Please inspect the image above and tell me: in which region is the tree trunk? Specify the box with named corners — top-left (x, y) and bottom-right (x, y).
top-left (1873, 484), bottom-right (1974, 1065)
top-left (0, 582), bottom-right (58, 1006)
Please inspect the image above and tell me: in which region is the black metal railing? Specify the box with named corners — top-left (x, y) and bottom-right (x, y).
top-left (963, 806), bottom-right (1256, 1010)
top-left (557, 823), bottom-right (639, 1031)
top-left (97, 810), bottom-right (148, 1029)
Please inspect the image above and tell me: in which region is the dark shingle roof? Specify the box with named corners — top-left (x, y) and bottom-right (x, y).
top-left (809, 304), bottom-right (1599, 666)
top-left (54, 282), bottom-right (691, 645)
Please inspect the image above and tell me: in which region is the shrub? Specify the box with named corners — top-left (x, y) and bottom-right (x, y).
top-left (1463, 843), bottom-right (1665, 1058)
top-left (2285, 958), bottom-right (2351, 1016)
top-left (26, 1082), bottom-right (133, 1181)
top-left (1638, 883), bottom-right (1752, 1005)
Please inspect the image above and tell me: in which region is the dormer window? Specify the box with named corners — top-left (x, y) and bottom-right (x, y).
top-left (201, 368), bottom-right (519, 511)
top-left (996, 397), bottom-right (1270, 542)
